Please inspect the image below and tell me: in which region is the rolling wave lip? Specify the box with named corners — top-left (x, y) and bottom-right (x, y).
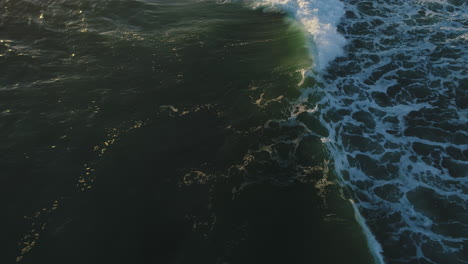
top-left (350, 199), bottom-right (385, 264)
top-left (242, 0), bottom-right (387, 262)
top-left (247, 0), bottom-right (347, 71)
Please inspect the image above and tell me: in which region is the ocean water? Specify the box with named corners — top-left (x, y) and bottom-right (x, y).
top-left (0, 0), bottom-right (466, 264)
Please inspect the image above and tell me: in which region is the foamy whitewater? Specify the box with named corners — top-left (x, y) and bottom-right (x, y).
top-left (249, 0), bottom-right (467, 263)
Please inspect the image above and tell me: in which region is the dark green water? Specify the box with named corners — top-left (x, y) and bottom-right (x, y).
top-left (1, 0), bottom-right (375, 263)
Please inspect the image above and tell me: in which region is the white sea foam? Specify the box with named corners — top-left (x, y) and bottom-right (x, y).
top-left (312, 0), bottom-right (468, 263)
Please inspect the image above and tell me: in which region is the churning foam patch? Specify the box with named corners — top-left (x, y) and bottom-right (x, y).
top-left (250, 0), bottom-right (347, 71)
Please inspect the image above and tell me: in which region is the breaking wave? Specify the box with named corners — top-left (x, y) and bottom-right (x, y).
top-left (247, 0), bottom-right (467, 263)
